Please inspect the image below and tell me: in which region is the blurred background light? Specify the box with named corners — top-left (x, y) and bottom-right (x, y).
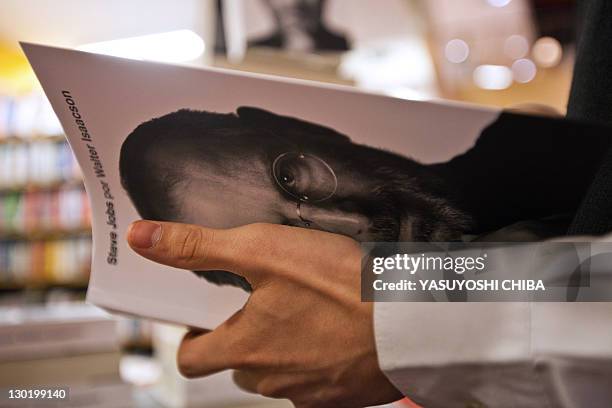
top-left (445, 39), bottom-right (470, 64)
top-left (511, 58), bottom-right (537, 83)
top-left (504, 34), bottom-right (529, 60)
top-left (385, 86), bottom-right (429, 101)
top-left (339, 39), bottom-right (436, 97)
top-left (532, 36), bottom-right (562, 68)
top-left (487, 0), bottom-right (512, 7)
top-left (77, 29), bottom-right (205, 63)
top-left (473, 64), bottom-right (513, 90)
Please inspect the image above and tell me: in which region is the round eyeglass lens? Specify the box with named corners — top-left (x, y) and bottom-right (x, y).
top-left (272, 152), bottom-right (337, 202)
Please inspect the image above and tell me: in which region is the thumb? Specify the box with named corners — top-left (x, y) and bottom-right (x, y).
top-left (126, 220), bottom-right (264, 286)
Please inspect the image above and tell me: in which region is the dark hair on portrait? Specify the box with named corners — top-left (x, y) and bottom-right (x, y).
top-left (120, 107), bottom-right (352, 218)
top-left (120, 107), bottom-right (358, 290)
top-left (121, 110), bottom-right (232, 221)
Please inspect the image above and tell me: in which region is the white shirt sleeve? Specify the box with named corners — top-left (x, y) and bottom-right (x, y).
top-left (374, 237), bottom-right (612, 407)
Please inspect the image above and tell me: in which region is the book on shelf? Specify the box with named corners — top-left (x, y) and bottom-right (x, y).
top-left (0, 141), bottom-right (90, 287)
top-left (0, 350), bottom-right (122, 387)
top-left (0, 92), bottom-right (63, 139)
top-left (0, 138), bottom-right (82, 190)
top-left (0, 234), bottom-right (91, 288)
top-left (0, 187), bottom-right (90, 233)
top-left (0, 303), bottom-right (118, 361)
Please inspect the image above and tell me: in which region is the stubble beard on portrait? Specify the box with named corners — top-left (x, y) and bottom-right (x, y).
top-left (363, 181), bottom-right (473, 242)
top-left (174, 160), bottom-right (472, 290)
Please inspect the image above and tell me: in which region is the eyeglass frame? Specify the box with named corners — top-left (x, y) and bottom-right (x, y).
top-left (271, 152), bottom-right (338, 227)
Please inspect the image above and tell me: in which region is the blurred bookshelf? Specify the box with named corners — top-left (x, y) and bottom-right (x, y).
top-left (0, 92), bottom-right (157, 407)
top-left (0, 94), bottom-right (92, 295)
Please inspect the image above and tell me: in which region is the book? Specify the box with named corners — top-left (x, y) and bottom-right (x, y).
top-left (0, 303), bottom-right (118, 361)
top-left (22, 42), bottom-right (612, 327)
top-left (0, 351), bottom-right (121, 387)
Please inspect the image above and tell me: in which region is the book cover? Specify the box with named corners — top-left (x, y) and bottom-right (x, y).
top-left (21, 42), bottom-right (611, 328)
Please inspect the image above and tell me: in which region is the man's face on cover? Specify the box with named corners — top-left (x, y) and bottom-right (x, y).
top-left (172, 149), bottom-right (376, 241)
top-left (121, 108), bottom-right (470, 291)
top-left (122, 107), bottom-right (470, 245)
top-left (169, 134), bottom-right (467, 242)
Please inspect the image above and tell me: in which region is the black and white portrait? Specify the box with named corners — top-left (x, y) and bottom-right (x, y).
top-left (120, 106), bottom-right (610, 289)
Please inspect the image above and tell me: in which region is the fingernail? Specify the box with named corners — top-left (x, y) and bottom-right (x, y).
top-left (129, 221), bottom-right (162, 249)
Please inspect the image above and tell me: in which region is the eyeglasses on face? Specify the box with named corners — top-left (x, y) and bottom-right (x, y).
top-left (272, 152), bottom-right (338, 227)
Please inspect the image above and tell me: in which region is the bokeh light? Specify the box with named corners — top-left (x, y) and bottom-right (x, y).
top-left (504, 35), bottom-right (529, 60)
top-left (511, 58), bottom-right (537, 83)
top-left (532, 37), bottom-right (562, 68)
top-left (487, 0), bottom-right (512, 7)
top-left (445, 39), bottom-right (470, 64)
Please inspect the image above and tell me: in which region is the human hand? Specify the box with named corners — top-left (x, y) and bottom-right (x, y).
top-left (127, 221), bottom-right (403, 408)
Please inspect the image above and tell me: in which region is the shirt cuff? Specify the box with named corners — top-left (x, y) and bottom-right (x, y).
top-left (373, 302), bottom-right (544, 407)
